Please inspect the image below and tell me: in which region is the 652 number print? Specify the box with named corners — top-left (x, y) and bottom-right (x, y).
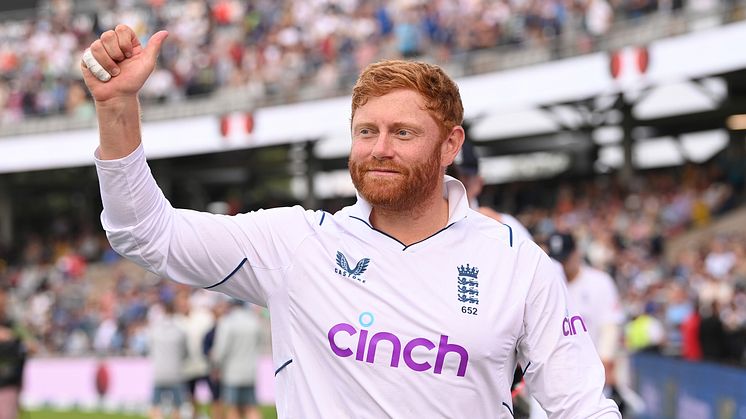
top-left (461, 306), bottom-right (477, 316)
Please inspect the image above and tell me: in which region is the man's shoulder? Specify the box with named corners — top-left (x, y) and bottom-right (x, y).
top-left (244, 205), bottom-right (320, 222)
top-left (234, 205), bottom-right (327, 236)
top-left (470, 207), bottom-right (534, 248)
top-left (579, 265), bottom-right (618, 291)
top-left (464, 208), bottom-right (518, 249)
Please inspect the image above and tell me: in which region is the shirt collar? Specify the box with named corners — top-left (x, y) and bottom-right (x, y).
top-left (347, 175), bottom-right (470, 224)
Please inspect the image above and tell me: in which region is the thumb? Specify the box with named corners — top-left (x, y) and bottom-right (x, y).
top-left (144, 30), bottom-right (169, 62)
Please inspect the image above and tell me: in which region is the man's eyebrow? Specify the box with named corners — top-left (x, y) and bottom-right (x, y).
top-left (390, 122), bottom-right (424, 132)
top-left (351, 122), bottom-right (376, 130)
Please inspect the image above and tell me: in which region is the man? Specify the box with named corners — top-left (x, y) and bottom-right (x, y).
top-left (545, 232), bottom-right (643, 417)
top-left (203, 298), bottom-right (232, 419)
top-left (174, 290), bottom-right (215, 419)
top-left (149, 301), bottom-right (189, 419)
top-left (82, 25), bottom-right (620, 418)
top-left (211, 300), bottom-right (262, 419)
top-left (0, 286), bottom-right (26, 419)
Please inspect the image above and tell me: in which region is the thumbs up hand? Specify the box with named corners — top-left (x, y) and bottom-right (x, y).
top-left (81, 25), bottom-right (169, 103)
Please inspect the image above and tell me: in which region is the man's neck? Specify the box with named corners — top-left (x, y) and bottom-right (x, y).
top-left (565, 265), bottom-right (581, 283)
top-left (369, 192), bottom-right (450, 246)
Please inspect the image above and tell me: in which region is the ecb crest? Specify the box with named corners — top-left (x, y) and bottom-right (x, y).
top-left (457, 264), bottom-right (479, 305)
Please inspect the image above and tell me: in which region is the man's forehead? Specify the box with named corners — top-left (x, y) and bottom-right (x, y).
top-left (355, 89), bottom-right (426, 110)
top-left (352, 91), bottom-right (433, 124)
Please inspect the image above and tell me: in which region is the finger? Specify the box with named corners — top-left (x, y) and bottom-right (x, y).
top-left (114, 24), bottom-right (140, 58)
top-left (90, 40), bottom-right (120, 77)
top-left (80, 60), bottom-right (109, 86)
top-left (81, 49), bottom-right (111, 82)
top-left (143, 30), bottom-right (169, 63)
top-left (80, 61), bottom-right (95, 84)
top-left (101, 30), bottom-right (125, 63)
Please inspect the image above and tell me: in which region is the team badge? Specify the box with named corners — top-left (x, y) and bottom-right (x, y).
top-left (457, 264), bottom-right (479, 315)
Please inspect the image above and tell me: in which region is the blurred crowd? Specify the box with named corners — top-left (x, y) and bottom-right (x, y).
top-left (0, 0), bottom-right (733, 123)
top-left (0, 228), bottom-right (269, 359)
top-left (510, 163), bottom-right (746, 364)
top-left (0, 161), bottom-right (743, 368)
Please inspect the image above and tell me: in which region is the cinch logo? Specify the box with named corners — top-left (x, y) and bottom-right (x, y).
top-left (327, 312), bottom-right (469, 377)
top-left (562, 315), bottom-right (588, 336)
top-left (335, 251), bottom-right (370, 283)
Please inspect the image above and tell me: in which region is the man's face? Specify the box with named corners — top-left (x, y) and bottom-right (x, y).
top-left (349, 89), bottom-right (447, 212)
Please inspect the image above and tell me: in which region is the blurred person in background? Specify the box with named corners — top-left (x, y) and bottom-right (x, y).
top-left (149, 300), bottom-right (189, 419)
top-left (680, 298), bottom-right (703, 361)
top-left (211, 300), bottom-right (262, 419)
top-left (203, 298), bottom-right (232, 419)
top-left (545, 232), bottom-right (644, 416)
top-left (625, 302), bottom-right (666, 354)
top-left (450, 139), bottom-right (533, 242)
top-left (699, 301), bottom-right (727, 361)
top-left (81, 25), bottom-right (620, 417)
top-left (175, 290), bottom-right (215, 419)
top-left (0, 286), bottom-right (27, 419)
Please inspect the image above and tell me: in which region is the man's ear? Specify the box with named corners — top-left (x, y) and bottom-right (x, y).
top-left (441, 125), bottom-right (466, 167)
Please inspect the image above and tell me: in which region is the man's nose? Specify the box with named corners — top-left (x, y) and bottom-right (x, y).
top-left (371, 134), bottom-right (394, 160)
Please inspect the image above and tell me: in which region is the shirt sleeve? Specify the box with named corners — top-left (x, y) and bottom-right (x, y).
top-left (595, 271), bottom-right (624, 327)
top-left (594, 270), bottom-right (624, 360)
top-left (516, 244), bottom-right (621, 418)
top-left (95, 144), bottom-right (319, 306)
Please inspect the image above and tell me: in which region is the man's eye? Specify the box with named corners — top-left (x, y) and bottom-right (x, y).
top-left (360, 128), bottom-right (372, 135)
top-left (397, 129), bottom-right (410, 136)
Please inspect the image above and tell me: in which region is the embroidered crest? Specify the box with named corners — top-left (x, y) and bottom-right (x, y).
top-left (457, 264), bottom-right (479, 306)
top-left (335, 251), bottom-right (370, 283)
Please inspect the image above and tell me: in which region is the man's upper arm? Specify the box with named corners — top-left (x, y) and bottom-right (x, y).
top-left (517, 245), bottom-right (620, 418)
top-left (96, 144), bottom-right (317, 305)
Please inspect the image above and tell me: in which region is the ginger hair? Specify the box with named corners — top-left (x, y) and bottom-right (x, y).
top-left (351, 60), bottom-right (464, 137)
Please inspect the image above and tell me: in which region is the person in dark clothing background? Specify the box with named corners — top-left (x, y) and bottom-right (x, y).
top-left (0, 284), bottom-right (27, 419)
top-left (699, 301), bottom-right (727, 361)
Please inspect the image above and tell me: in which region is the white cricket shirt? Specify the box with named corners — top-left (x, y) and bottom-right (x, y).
top-left (95, 145), bottom-right (620, 418)
top-left (565, 265), bottom-right (624, 359)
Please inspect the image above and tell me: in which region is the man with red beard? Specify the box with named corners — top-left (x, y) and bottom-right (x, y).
top-left (83, 25), bottom-right (620, 418)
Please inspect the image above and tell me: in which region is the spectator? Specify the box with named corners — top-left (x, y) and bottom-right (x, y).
top-left (175, 290), bottom-right (215, 419)
top-left (211, 301), bottom-right (262, 419)
top-left (584, 0), bottom-right (614, 50)
top-left (705, 237), bottom-right (736, 279)
top-left (699, 301), bottom-right (727, 361)
top-left (0, 286), bottom-right (27, 419)
top-left (149, 300), bottom-right (188, 419)
top-left (203, 298), bottom-right (232, 419)
top-left (626, 303), bottom-right (665, 353)
top-left (680, 299), bottom-right (703, 361)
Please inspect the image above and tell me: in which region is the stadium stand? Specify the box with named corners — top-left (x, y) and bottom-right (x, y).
top-left (0, 0), bottom-right (742, 127)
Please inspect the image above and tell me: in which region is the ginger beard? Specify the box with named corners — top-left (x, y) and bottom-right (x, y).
top-left (349, 141), bottom-right (443, 213)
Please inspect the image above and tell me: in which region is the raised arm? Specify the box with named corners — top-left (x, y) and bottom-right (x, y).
top-left (81, 26), bottom-right (317, 306)
top-left (81, 25), bottom-right (167, 160)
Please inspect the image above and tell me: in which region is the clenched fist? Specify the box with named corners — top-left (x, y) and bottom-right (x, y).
top-left (80, 25), bottom-right (168, 103)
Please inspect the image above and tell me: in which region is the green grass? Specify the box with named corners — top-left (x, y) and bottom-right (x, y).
top-left (23, 410), bottom-right (144, 419)
top-left (24, 405), bottom-right (278, 419)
